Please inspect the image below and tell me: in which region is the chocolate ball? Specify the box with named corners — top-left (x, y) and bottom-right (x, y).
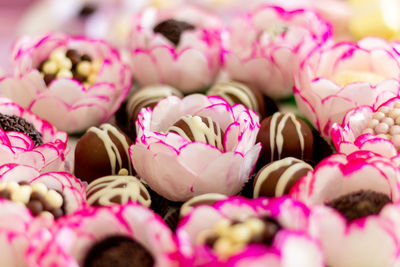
top-left (207, 81), bottom-right (267, 119)
top-left (153, 19), bottom-right (195, 46)
top-left (74, 124), bottom-right (133, 184)
top-left (168, 115), bottom-right (225, 151)
top-left (253, 157), bottom-right (312, 198)
top-left (0, 113), bottom-right (43, 147)
top-left (83, 235), bottom-right (154, 267)
top-left (256, 112), bottom-right (314, 167)
top-left (126, 85), bottom-right (183, 136)
top-left (86, 173), bottom-right (151, 207)
top-left (180, 193), bottom-right (227, 217)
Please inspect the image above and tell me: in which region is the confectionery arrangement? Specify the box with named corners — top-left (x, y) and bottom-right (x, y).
top-left (0, 0), bottom-right (400, 266)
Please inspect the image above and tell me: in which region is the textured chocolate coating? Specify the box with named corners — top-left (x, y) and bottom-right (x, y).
top-left (168, 115), bottom-right (225, 151)
top-left (326, 190), bottom-right (391, 222)
top-left (83, 235), bottom-right (154, 267)
top-left (207, 81), bottom-right (266, 119)
top-left (253, 157), bottom-right (312, 198)
top-left (180, 193), bottom-right (227, 217)
top-left (86, 174), bottom-right (151, 207)
top-left (74, 124), bottom-right (133, 184)
top-left (126, 85), bottom-right (183, 136)
top-left (154, 19), bottom-right (195, 46)
top-left (256, 112), bottom-right (314, 167)
top-left (0, 114), bottom-right (43, 147)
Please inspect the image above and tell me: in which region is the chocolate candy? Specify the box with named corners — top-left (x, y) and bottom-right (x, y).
top-left (38, 48), bottom-right (103, 88)
top-left (180, 193), bottom-right (227, 217)
top-left (207, 81), bottom-right (266, 118)
top-left (153, 19), bottom-right (195, 46)
top-left (325, 190), bottom-right (391, 222)
top-left (83, 235), bottom-right (154, 267)
top-left (0, 113), bottom-right (43, 146)
top-left (126, 85), bottom-right (183, 135)
top-left (0, 181), bottom-right (64, 219)
top-left (253, 157), bottom-right (312, 198)
top-left (86, 172), bottom-right (151, 207)
top-left (74, 124), bottom-right (133, 184)
top-left (362, 102), bottom-right (400, 149)
top-left (198, 216), bottom-right (281, 259)
top-left (168, 115), bottom-right (225, 151)
top-left (256, 112), bottom-right (314, 167)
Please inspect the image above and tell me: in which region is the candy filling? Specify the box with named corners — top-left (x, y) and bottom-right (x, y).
top-left (38, 48), bottom-right (103, 88)
top-left (0, 181), bottom-right (64, 219)
top-left (325, 190), bottom-right (391, 222)
top-left (198, 216), bottom-right (281, 259)
top-left (153, 19), bottom-right (195, 46)
top-left (0, 113), bottom-right (43, 146)
top-left (361, 102), bottom-right (400, 149)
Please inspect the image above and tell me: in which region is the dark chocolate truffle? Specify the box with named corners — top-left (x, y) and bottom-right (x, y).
top-left (153, 19), bottom-right (195, 46)
top-left (325, 190), bottom-right (391, 222)
top-left (83, 235), bottom-right (154, 267)
top-left (0, 182), bottom-right (64, 219)
top-left (256, 112), bottom-right (314, 167)
top-left (86, 172), bottom-right (151, 207)
top-left (0, 114), bottom-right (43, 147)
top-left (126, 85), bottom-right (183, 136)
top-left (253, 157), bottom-right (312, 198)
top-left (180, 193), bottom-right (227, 217)
top-left (168, 115), bottom-right (225, 151)
top-left (207, 81), bottom-right (266, 119)
top-left (74, 123), bottom-right (133, 184)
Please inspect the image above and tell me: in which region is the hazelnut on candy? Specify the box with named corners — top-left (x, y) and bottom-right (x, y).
top-left (38, 48), bottom-right (104, 89)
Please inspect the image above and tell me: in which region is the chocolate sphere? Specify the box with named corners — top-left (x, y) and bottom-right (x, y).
top-left (207, 81), bottom-right (266, 119)
top-left (153, 19), bottom-right (195, 46)
top-left (253, 157), bottom-right (312, 198)
top-left (168, 115), bottom-right (225, 151)
top-left (0, 113), bottom-right (43, 147)
top-left (86, 172), bottom-right (151, 207)
top-left (256, 112), bottom-right (314, 166)
top-left (126, 85), bottom-right (183, 136)
top-left (74, 123), bottom-right (133, 184)
top-left (84, 235), bottom-right (154, 267)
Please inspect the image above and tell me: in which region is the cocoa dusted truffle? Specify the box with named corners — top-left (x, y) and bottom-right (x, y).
top-left (325, 190), bottom-right (391, 222)
top-left (74, 123), bottom-right (133, 184)
top-left (168, 115), bottom-right (225, 151)
top-left (0, 113), bottom-right (43, 147)
top-left (126, 85), bottom-right (183, 136)
top-left (256, 112), bottom-right (314, 167)
top-left (154, 19), bottom-right (195, 46)
top-left (253, 157), bottom-right (312, 198)
top-left (83, 235), bottom-right (154, 267)
top-left (207, 81), bottom-right (267, 119)
top-left (86, 170), bottom-right (151, 207)
top-left (0, 181), bottom-right (64, 219)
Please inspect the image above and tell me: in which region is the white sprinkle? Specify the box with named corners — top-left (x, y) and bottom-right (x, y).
top-left (6, 182), bottom-right (19, 191)
top-left (31, 183), bottom-right (48, 195)
top-left (382, 117), bottom-right (394, 126)
top-left (394, 102), bottom-right (400, 109)
top-left (362, 128), bottom-right (374, 135)
top-left (40, 211), bottom-right (54, 219)
top-left (87, 74), bottom-right (97, 84)
top-left (59, 57), bottom-right (72, 70)
top-left (367, 119), bottom-right (379, 129)
top-left (11, 185), bottom-right (32, 204)
top-left (57, 69), bottom-right (73, 79)
top-left (50, 49), bottom-right (66, 64)
top-left (231, 224), bottom-right (251, 243)
top-left (392, 134), bottom-right (400, 149)
top-left (77, 61), bottom-right (91, 76)
top-left (373, 112), bottom-right (385, 121)
top-left (377, 134), bottom-right (389, 139)
top-left (42, 61), bottom-right (58, 75)
top-left (389, 108), bottom-right (400, 119)
top-left (390, 125), bottom-right (400, 136)
top-left (44, 190), bottom-right (63, 209)
top-left (379, 106), bottom-right (390, 114)
top-left (375, 123), bottom-right (389, 134)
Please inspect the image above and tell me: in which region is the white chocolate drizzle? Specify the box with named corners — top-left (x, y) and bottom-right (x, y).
top-left (180, 193), bottom-right (227, 217)
top-left (168, 115), bottom-right (224, 151)
top-left (87, 124), bottom-right (132, 175)
top-left (207, 81), bottom-right (258, 113)
top-left (269, 112), bottom-right (305, 161)
top-left (86, 175), bottom-right (151, 207)
top-left (253, 157), bottom-right (312, 198)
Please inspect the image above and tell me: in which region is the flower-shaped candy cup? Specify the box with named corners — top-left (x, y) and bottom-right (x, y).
top-left (0, 97), bottom-right (68, 172)
top-left (224, 5), bottom-right (332, 99)
top-left (0, 33), bottom-right (131, 133)
top-left (130, 94), bottom-right (261, 201)
top-left (176, 196), bottom-right (324, 267)
top-left (331, 96), bottom-right (400, 157)
top-left (128, 6), bottom-right (223, 93)
top-left (290, 151), bottom-right (400, 267)
top-left (26, 204), bottom-right (179, 267)
top-left (294, 37), bottom-right (400, 138)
